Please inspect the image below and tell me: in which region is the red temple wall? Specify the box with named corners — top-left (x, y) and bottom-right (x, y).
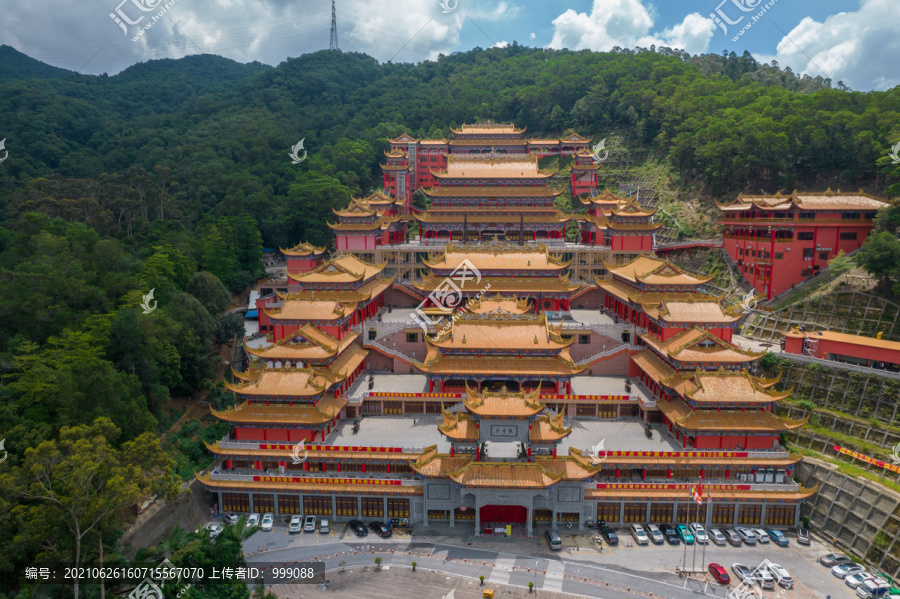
top-left (233, 427), bottom-right (313, 442)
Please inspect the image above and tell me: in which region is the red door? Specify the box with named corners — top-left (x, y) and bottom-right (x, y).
top-left (479, 505), bottom-right (527, 523)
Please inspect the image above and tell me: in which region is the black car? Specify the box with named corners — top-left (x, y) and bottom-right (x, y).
top-left (723, 528), bottom-right (743, 547)
top-left (368, 521), bottom-right (391, 538)
top-left (347, 519), bottom-right (368, 537)
top-left (658, 524), bottom-right (682, 546)
top-left (600, 527), bottom-right (619, 545)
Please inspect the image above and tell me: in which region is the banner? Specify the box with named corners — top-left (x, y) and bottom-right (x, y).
top-left (595, 451), bottom-right (749, 458)
top-left (253, 476), bottom-right (402, 485)
top-left (258, 444), bottom-right (403, 453)
top-left (369, 392), bottom-right (463, 398)
top-left (596, 483), bottom-right (752, 491)
top-left (834, 445), bottom-right (900, 474)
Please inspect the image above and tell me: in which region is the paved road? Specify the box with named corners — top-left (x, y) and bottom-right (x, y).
top-left (241, 523), bottom-right (855, 598)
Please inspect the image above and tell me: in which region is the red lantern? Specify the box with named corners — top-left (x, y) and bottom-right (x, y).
top-left (460, 506), bottom-right (467, 512)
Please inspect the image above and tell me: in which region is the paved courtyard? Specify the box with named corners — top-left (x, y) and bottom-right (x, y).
top-left (326, 415), bottom-right (452, 452)
top-left (560, 419), bottom-right (682, 454)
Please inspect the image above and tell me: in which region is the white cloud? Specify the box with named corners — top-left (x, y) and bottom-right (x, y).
top-left (548, 0), bottom-right (714, 55)
top-left (756, 0), bottom-right (900, 91)
top-left (493, 41), bottom-right (510, 48)
top-left (530, 32), bottom-right (536, 40)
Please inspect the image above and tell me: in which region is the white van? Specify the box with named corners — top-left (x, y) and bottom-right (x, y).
top-left (545, 529), bottom-right (562, 551)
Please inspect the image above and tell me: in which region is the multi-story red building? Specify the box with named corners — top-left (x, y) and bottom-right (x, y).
top-left (328, 192), bottom-right (407, 251)
top-left (783, 329), bottom-right (900, 372)
top-left (579, 189), bottom-right (661, 251)
top-left (718, 190), bottom-right (887, 298)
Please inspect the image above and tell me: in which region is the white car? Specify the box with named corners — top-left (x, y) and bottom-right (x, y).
top-left (833, 563), bottom-right (866, 579)
top-left (766, 563), bottom-right (794, 588)
top-left (690, 523), bottom-right (709, 544)
top-left (288, 515), bottom-right (302, 533)
top-left (246, 513), bottom-right (260, 527)
top-left (205, 523), bottom-right (223, 540)
top-left (630, 524), bottom-right (649, 545)
top-left (223, 513), bottom-right (239, 525)
top-left (708, 528), bottom-right (726, 546)
top-left (751, 567), bottom-right (776, 590)
top-left (752, 528), bottom-right (770, 544)
top-left (261, 513), bottom-right (275, 532)
top-left (846, 572), bottom-right (876, 589)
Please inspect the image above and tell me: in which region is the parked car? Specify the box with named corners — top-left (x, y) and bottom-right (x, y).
top-left (846, 573), bottom-right (877, 590)
top-left (723, 529), bottom-right (742, 546)
top-left (303, 515), bottom-right (317, 532)
top-left (690, 523), bottom-right (709, 544)
top-left (833, 564), bottom-right (867, 579)
top-left (645, 524), bottom-right (665, 545)
top-left (658, 524), bottom-right (681, 545)
top-left (752, 567), bottom-right (776, 590)
top-left (600, 527), bottom-right (619, 545)
top-left (707, 528), bottom-right (727, 546)
top-left (260, 513), bottom-right (275, 532)
top-left (766, 529), bottom-right (789, 547)
top-left (205, 523), bottom-right (223, 540)
top-left (288, 515), bottom-right (302, 534)
top-left (856, 577), bottom-right (892, 598)
top-left (369, 521), bottom-right (391, 538)
top-left (630, 524), bottom-right (649, 545)
top-left (766, 563), bottom-right (794, 588)
top-left (708, 563), bottom-right (730, 585)
top-left (246, 513), bottom-right (260, 528)
top-left (675, 524), bottom-right (695, 545)
top-left (731, 563), bottom-right (755, 583)
top-left (546, 530), bottom-right (563, 551)
top-left (735, 527), bottom-right (758, 545)
top-left (819, 553), bottom-right (853, 567)
top-left (797, 527), bottom-right (811, 545)
top-left (348, 519), bottom-right (368, 537)
top-left (223, 513), bottom-right (239, 525)
top-left (752, 528), bottom-right (770, 544)
top-left (319, 519), bottom-right (331, 534)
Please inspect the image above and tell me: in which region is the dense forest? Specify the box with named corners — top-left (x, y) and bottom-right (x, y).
top-left (0, 41), bottom-right (899, 597)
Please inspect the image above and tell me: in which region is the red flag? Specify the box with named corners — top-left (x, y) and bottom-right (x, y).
top-left (691, 482), bottom-right (703, 505)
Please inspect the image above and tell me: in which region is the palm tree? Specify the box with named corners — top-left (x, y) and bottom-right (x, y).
top-left (153, 524), bottom-right (198, 559)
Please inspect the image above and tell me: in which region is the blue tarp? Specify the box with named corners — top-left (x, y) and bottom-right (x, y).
top-left (245, 310), bottom-right (259, 318)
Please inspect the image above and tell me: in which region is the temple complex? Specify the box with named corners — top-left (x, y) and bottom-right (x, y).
top-left (199, 123), bottom-right (815, 534)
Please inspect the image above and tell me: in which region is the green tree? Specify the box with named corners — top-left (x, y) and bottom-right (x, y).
top-left (201, 226), bottom-right (240, 290)
top-left (187, 271), bottom-right (232, 315)
top-left (855, 231), bottom-right (900, 287)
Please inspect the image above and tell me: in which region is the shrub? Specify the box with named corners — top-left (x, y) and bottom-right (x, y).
top-left (412, 561), bottom-right (417, 572)
top-left (797, 400), bottom-right (817, 412)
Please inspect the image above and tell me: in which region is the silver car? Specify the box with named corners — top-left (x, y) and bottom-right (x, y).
top-left (260, 513), bottom-right (275, 532)
top-left (288, 515), bottom-right (302, 533)
top-left (708, 528), bottom-right (727, 545)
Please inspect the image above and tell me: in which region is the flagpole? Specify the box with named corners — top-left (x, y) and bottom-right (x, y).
top-left (692, 490), bottom-right (697, 572)
top-left (701, 490), bottom-right (709, 573)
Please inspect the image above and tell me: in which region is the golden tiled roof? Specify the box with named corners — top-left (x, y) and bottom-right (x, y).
top-left (211, 393), bottom-right (347, 424)
top-left (641, 328), bottom-right (762, 364)
top-left (463, 384), bottom-right (546, 417)
top-left (415, 213), bottom-right (569, 225)
top-left (718, 189), bottom-right (887, 212)
top-left (409, 445), bottom-right (474, 477)
top-left (536, 449), bottom-right (601, 479)
top-left (245, 327), bottom-right (358, 361)
top-left (280, 241), bottom-right (326, 257)
top-left (579, 189), bottom-right (627, 206)
top-left (657, 397), bottom-right (806, 432)
top-left (676, 369), bottom-right (792, 404)
top-left (468, 293), bottom-right (532, 314)
top-left (448, 138), bottom-right (528, 146)
top-left (596, 278), bottom-right (726, 307)
top-left (436, 410), bottom-right (479, 441)
top-left (388, 133), bottom-right (419, 143)
top-left (327, 217), bottom-right (401, 232)
top-left (290, 254), bottom-right (387, 284)
top-left (413, 274), bottom-right (583, 294)
top-left (631, 349), bottom-right (676, 384)
top-left (606, 256), bottom-right (712, 286)
top-left (448, 461), bottom-right (562, 488)
top-left (434, 154), bottom-right (553, 179)
top-left (426, 312), bottom-right (573, 351)
top-left (224, 366), bottom-right (329, 397)
top-left (529, 408), bottom-right (572, 442)
top-left (611, 203), bottom-right (657, 217)
top-left (560, 132), bottom-right (591, 143)
top-left (197, 473), bottom-right (421, 495)
top-left (325, 343), bottom-right (369, 379)
top-left (422, 242), bottom-right (572, 271)
top-left (644, 301), bottom-right (742, 324)
top-left (606, 222), bottom-right (663, 232)
top-left (264, 297), bottom-right (358, 321)
top-left (416, 347), bottom-right (587, 376)
top-left (784, 328), bottom-right (900, 352)
top-left (451, 122), bottom-right (525, 135)
top-left (423, 186), bottom-right (564, 198)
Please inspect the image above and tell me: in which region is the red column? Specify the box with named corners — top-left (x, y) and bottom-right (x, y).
top-left (336, 462), bottom-right (341, 472)
top-left (476, 447), bottom-right (480, 461)
top-left (450, 446), bottom-right (455, 457)
top-left (700, 468), bottom-right (705, 479)
top-left (361, 463), bottom-right (366, 473)
top-left (552, 447), bottom-right (557, 458)
top-left (682, 436), bottom-right (687, 449)
top-left (725, 468), bottom-right (731, 479)
top-left (321, 462), bottom-right (327, 472)
top-left (667, 469), bottom-right (672, 479)
top-left (527, 446), bottom-right (532, 460)
top-left (303, 461), bottom-right (309, 472)
top-left (386, 464), bottom-right (391, 474)
top-left (615, 468), bottom-right (620, 478)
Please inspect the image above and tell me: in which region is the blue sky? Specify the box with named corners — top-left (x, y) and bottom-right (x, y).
top-left (1, 0), bottom-right (897, 90)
